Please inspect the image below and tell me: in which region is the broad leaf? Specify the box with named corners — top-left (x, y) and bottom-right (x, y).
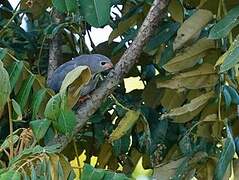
top-left (16, 74), bottom-right (35, 111)
top-left (157, 64), bottom-right (218, 90)
top-left (216, 35), bottom-right (239, 72)
top-left (56, 110), bottom-right (76, 136)
top-left (0, 170), bottom-right (21, 180)
top-left (109, 110), bottom-right (140, 142)
top-left (30, 119), bottom-right (51, 141)
top-left (11, 99), bottom-right (22, 121)
top-left (31, 89), bottom-right (47, 119)
top-left (44, 94), bottom-right (61, 121)
top-left (163, 38), bottom-right (215, 73)
top-left (173, 9), bottom-right (213, 50)
top-left (209, 5), bottom-right (239, 39)
top-left (52, 0), bottom-right (67, 13)
top-left (59, 65), bottom-right (91, 108)
top-left (79, 0), bottom-right (110, 27)
top-left (7, 61), bottom-right (24, 91)
top-left (0, 61), bottom-right (11, 115)
top-left (214, 126), bottom-right (235, 179)
top-left (161, 91), bottom-right (214, 123)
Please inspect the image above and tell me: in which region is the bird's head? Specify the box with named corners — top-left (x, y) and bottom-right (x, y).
top-left (73, 54), bottom-right (113, 74)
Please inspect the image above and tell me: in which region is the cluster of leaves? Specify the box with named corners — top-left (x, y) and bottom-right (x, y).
top-left (1, 0), bottom-right (239, 179)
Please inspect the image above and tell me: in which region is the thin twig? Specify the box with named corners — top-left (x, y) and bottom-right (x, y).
top-left (7, 99), bottom-right (14, 159)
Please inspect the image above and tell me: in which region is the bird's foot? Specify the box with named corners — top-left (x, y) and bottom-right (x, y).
top-left (78, 95), bottom-right (91, 104)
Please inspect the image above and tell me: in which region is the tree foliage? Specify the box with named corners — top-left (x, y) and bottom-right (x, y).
top-left (0, 0), bottom-right (239, 179)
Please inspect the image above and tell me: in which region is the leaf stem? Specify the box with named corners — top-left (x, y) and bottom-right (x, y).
top-left (7, 99), bottom-right (14, 159)
top-left (0, 0), bottom-right (22, 36)
top-left (73, 139), bottom-right (81, 178)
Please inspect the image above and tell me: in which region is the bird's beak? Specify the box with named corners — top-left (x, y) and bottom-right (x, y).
top-left (103, 62), bottom-right (113, 70)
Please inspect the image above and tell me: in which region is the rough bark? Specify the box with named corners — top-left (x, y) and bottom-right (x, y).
top-left (51, 0), bottom-right (169, 149)
top-left (75, 0), bottom-right (169, 131)
top-left (47, 9), bottom-right (64, 83)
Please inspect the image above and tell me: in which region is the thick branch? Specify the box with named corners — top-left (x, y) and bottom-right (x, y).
top-left (47, 9), bottom-right (64, 82)
top-left (75, 0), bottom-right (169, 131)
top-left (50, 0), bottom-right (169, 149)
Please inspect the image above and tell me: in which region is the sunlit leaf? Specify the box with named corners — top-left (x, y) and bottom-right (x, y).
top-left (209, 5), bottom-right (239, 39)
top-left (59, 65), bottom-right (91, 108)
top-left (79, 0), bottom-right (110, 27)
top-left (173, 9), bottom-right (213, 50)
top-left (109, 110), bottom-right (140, 142)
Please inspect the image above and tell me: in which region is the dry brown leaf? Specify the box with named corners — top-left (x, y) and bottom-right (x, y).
top-left (97, 143), bottom-right (113, 168)
top-left (163, 38), bottom-right (215, 73)
top-left (173, 9), bottom-right (213, 50)
top-left (153, 157), bottom-right (187, 180)
top-left (157, 63), bottom-right (218, 90)
top-left (161, 91), bottom-right (214, 123)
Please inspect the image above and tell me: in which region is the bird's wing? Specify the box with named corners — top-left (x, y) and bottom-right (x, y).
top-left (47, 61), bottom-right (80, 92)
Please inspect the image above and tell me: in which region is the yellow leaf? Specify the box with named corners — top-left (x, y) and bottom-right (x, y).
top-left (109, 110), bottom-right (140, 142)
top-left (163, 38), bottom-right (215, 73)
top-left (157, 63), bottom-right (218, 90)
top-left (59, 66), bottom-right (91, 108)
top-left (168, 0), bottom-right (184, 23)
top-left (173, 9), bottom-right (213, 50)
top-left (97, 143), bottom-right (112, 168)
top-left (161, 91), bottom-right (214, 123)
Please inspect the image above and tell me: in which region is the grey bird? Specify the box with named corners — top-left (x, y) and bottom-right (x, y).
top-left (47, 54), bottom-right (113, 97)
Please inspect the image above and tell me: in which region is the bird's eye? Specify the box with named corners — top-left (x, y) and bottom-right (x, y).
top-left (101, 62), bottom-right (106, 66)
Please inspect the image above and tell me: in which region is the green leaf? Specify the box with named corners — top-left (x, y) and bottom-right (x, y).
top-left (0, 61), bottom-right (11, 114)
top-left (0, 48), bottom-right (7, 61)
top-left (209, 5), bottom-right (239, 39)
top-left (65, 0), bottom-right (78, 12)
top-left (30, 119), bottom-right (51, 141)
top-left (52, 0), bottom-right (67, 13)
top-left (223, 85), bottom-right (232, 109)
top-left (81, 164), bottom-right (105, 180)
top-left (56, 110), bottom-right (76, 135)
top-left (219, 35), bottom-right (239, 72)
top-left (144, 22), bottom-right (179, 54)
top-left (44, 94), bottom-right (61, 121)
top-left (214, 126), bottom-right (235, 180)
top-left (31, 89), bottom-right (47, 119)
top-left (1, 134), bottom-right (19, 149)
top-left (226, 85), bottom-right (239, 104)
top-left (0, 170), bottom-right (21, 180)
top-left (7, 61), bottom-right (24, 91)
top-left (11, 99), bottom-right (22, 121)
top-left (79, 0), bottom-right (110, 27)
top-left (16, 74), bottom-right (35, 111)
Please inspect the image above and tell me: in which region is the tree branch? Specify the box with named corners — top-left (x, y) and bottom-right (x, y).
top-left (47, 9), bottom-right (64, 83)
top-left (51, 0), bottom-right (169, 149)
top-left (75, 0), bottom-right (169, 130)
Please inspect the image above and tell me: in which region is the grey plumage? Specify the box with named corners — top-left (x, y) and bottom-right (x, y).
top-left (47, 54), bottom-right (113, 96)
